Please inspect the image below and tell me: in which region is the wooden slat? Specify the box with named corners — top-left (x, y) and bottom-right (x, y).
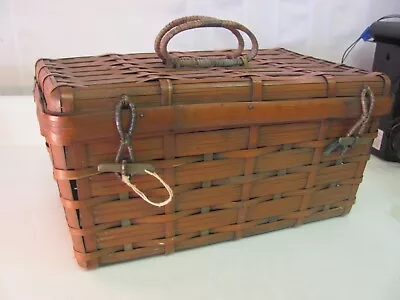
top-left (200, 153), bottom-right (214, 236)
top-left (315, 163), bottom-right (358, 186)
top-left (176, 210), bottom-right (238, 235)
top-left (99, 247), bottom-right (165, 265)
top-left (161, 79), bottom-right (177, 254)
top-left (296, 120), bottom-right (329, 226)
top-left (255, 148), bottom-right (314, 173)
top-left (97, 224), bottom-right (165, 248)
top-left (309, 185), bottom-right (352, 207)
top-left (235, 76), bottom-right (262, 239)
top-left (243, 219), bottom-right (296, 237)
top-left (175, 159), bottom-right (245, 185)
top-left (246, 196), bottom-right (303, 221)
top-left (175, 128), bottom-right (249, 157)
top-left (38, 96), bottom-right (392, 146)
top-left (250, 173), bottom-right (308, 198)
top-left (65, 143), bottom-right (98, 269)
top-left (258, 122), bottom-right (320, 146)
top-left (175, 232), bottom-right (234, 251)
top-left (94, 200), bottom-right (163, 224)
top-left (47, 143), bottom-right (89, 263)
top-left (63, 120), bottom-right (372, 168)
top-left (87, 136), bottom-right (164, 164)
top-left (178, 184), bottom-right (242, 211)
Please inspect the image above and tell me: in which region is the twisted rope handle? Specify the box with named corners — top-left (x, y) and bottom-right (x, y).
top-left (323, 86), bottom-right (376, 157)
top-left (346, 86), bottom-right (375, 136)
top-left (155, 16), bottom-right (259, 68)
top-left (155, 16), bottom-right (245, 62)
top-left (121, 170), bottom-right (173, 207)
top-left (114, 96), bottom-right (173, 207)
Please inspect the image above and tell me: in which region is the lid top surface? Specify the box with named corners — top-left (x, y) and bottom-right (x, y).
top-left (37, 48), bottom-right (369, 89)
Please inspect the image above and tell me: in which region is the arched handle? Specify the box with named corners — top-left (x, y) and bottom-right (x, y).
top-left (155, 16), bottom-right (259, 68)
top-left (154, 16), bottom-right (245, 62)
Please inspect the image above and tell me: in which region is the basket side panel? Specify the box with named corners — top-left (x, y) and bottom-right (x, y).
top-left (58, 116), bottom-right (378, 267)
top-left (33, 71), bottom-right (391, 268)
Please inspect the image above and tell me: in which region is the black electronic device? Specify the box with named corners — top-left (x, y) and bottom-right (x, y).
top-left (370, 20), bottom-right (400, 162)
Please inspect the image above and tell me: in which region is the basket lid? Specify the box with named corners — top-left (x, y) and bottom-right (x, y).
top-left (35, 48), bottom-right (390, 114)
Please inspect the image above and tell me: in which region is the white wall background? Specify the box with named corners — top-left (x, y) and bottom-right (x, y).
top-left (1, 0), bottom-right (400, 95)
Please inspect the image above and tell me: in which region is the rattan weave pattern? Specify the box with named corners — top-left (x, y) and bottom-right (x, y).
top-left (38, 48), bottom-right (367, 88)
top-left (59, 119), bottom-right (376, 267)
top-left (34, 43), bottom-right (391, 269)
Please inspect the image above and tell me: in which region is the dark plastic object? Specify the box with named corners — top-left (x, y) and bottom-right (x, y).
top-left (370, 21), bottom-right (400, 46)
top-left (371, 21), bottom-right (400, 162)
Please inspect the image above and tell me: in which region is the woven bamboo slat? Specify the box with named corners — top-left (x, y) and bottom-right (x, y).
top-left (33, 16), bottom-right (392, 269)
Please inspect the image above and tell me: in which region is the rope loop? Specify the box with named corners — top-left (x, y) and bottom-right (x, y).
top-left (346, 85), bottom-right (375, 137)
top-left (323, 86), bottom-right (376, 156)
top-left (114, 96), bottom-right (174, 207)
top-left (121, 170), bottom-right (173, 207)
top-left (155, 16), bottom-right (259, 68)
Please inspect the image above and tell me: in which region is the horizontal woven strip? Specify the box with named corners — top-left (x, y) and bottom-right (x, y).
top-left (38, 48), bottom-right (367, 88)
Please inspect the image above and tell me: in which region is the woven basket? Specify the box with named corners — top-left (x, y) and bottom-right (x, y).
top-left (33, 16), bottom-right (392, 269)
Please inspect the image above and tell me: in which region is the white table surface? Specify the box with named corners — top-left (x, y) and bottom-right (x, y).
top-left (1, 97), bottom-right (400, 300)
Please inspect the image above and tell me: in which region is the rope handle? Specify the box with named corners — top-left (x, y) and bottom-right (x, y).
top-left (112, 95), bottom-right (173, 207)
top-left (155, 15), bottom-right (259, 68)
top-left (323, 86), bottom-right (376, 156)
top-left (121, 170), bottom-right (173, 207)
top-left (346, 86), bottom-right (375, 137)
top-left (154, 16), bottom-right (245, 62)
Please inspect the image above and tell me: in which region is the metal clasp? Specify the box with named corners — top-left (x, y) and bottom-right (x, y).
top-left (97, 95), bottom-right (156, 178)
top-left (323, 136), bottom-right (358, 156)
top-left (323, 136), bottom-right (372, 156)
top-left (98, 161), bottom-right (155, 176)
top-left (323, 86), bottom-right (375, 157)
top-left (115, 95), bottom-right (136, 164)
